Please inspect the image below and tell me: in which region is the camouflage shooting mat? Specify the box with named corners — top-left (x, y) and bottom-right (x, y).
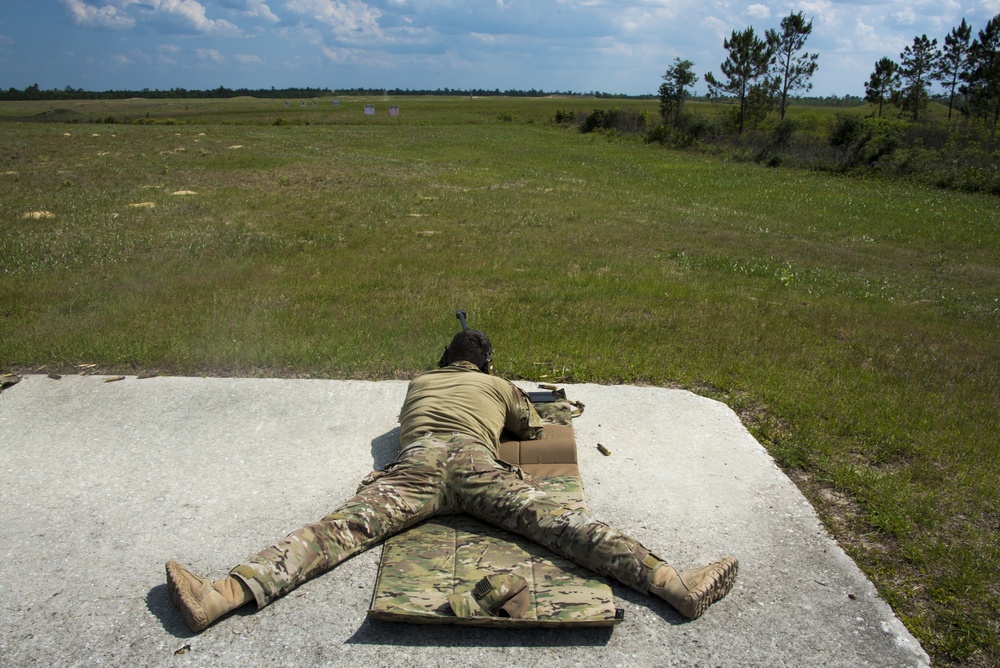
top-left (368, 423), bottom-right (623, 627)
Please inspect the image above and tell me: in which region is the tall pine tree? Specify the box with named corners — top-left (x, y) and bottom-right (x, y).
top-left (704, 27), bottom-right (774, 134)
top-left (865, 57), bottom-right (901, 118)
top-left (766, 11), bottom-right (819, 120)
top-left (937, 19), bottom-right (972, 120)
top-left (899, 34), bottom-right (939, 121)
top-left (963, 14), bottom-right (1000, 126)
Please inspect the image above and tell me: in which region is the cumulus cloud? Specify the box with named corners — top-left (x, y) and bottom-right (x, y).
top-left (146, 0), bottom-right (241, 35)
top-left (234, 53), bottom-right (263, 63)
top-left (243, 0), bottom-right (280, 23)
top-left (62, 0), bottom-right (137, 29)
top-left (196, 47), bottom-right (225, 62)
top-left (892, 5), bottom-right (916, 26)
top-left (157, 43), bottom-right (182, 53)
top-left (320, 45), bottom-right (358, 62)
top-left (0, 34), bottom-right (14, 44)
top-left (700, 15), bottom-right (731, 41)
top-left (745, 4), bottom-right (770, 20)
top-left (62, 0), bottom-right (242, 34)
top-left (853, 17), bottom-right (906, 54)
top-left (285, 0), bottom-right (382, 36)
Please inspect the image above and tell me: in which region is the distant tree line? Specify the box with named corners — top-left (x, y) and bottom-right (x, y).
top-left (0, 84), bottom-right (656, 102)
top-left (0, 84), bottom-right (334, 101)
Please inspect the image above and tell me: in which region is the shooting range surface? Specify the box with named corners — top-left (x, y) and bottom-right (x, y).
top-left (0, 375), bottom-right (928, 667)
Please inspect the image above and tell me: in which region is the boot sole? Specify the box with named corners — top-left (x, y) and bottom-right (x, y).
top-left (165, 560), bottom-right (212, 633)
top-left (680, 556), bottom-right (739, 619)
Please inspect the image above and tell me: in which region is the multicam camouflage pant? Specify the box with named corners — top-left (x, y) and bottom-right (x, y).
top-left (231, 434), bottom-right (660, 609)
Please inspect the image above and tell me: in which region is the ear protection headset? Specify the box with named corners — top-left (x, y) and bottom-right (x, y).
top-left (438, 310), bottom-right (493, 374)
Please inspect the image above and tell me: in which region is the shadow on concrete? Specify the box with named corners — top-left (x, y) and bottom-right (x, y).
top-left (147, 584), bottom-right (196, 639)
top-left (370, 427), bottom-right (401, 470)
top-left (345, 617), bottom-right (615, 647)
top-left (148, 583), bottom-right (257, 640)
top-left (612, 585), bottom-right (690, 625)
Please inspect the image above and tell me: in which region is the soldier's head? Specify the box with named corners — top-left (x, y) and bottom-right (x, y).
top-left (438, 329), bottom-right (493, 374)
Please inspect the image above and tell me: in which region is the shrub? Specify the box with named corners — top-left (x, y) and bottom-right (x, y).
top-left (828, 115), bottom-right (907, 168)
top-left (796, 112), bottom-right (825, 137)
top-left (553, 109), bottom-right (576, 124)
top-left (579, 108), bottom-right (647, 135)
top-left (769, 118), bottom-right (799, 148)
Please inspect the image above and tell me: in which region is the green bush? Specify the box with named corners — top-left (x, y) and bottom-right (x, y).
top-left (580, 107), bottom-right (647, 134)
top-left (769, 118), bottom-right (798, 148)
top-left (553, 108), bottom-right (576, 124)
top-left (828, 115), bottom-right (907, 168)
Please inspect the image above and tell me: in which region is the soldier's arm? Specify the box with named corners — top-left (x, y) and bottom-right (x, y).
top-left (505, 384), bottom-right (545, 441)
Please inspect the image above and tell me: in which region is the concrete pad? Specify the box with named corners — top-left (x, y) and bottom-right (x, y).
top-left (0, 375), bottom-right (928, 667)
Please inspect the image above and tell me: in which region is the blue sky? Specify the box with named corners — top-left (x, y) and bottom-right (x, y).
top-left (2, 1), bottom-right (999, 96)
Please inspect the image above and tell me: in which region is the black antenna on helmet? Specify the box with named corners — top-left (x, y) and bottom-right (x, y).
top-left (456, 309), bottom-right (469, 331)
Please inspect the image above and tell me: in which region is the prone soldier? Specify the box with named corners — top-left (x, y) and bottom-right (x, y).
top-left (166, 326), bottom-right (738, 631)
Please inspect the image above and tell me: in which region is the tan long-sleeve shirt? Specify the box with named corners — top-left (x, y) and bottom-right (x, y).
top-left (399, 362), bottom-right (544, 455)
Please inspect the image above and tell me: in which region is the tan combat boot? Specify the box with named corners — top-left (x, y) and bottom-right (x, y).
top-left (165, 560), bottom-right (252, 632)
top-left (648, 556), bottom-right (738, 619)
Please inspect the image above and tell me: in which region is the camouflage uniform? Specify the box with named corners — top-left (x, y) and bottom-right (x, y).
top-left (230, 362), bottom-right (661, 609)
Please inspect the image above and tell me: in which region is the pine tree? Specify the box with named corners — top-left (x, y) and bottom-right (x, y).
top-left (766, 11), bottom-right (819, 120)
top-left (963, 14), bottom-right (1000, 126)
top-left (937, 19), bottom-right (973, 120)
top-left (899, 34), bottom-right (940, 121)
top-left (704, 27), bottom-right (774, 134)
top-left (865, 57), bottom-right (901, 118)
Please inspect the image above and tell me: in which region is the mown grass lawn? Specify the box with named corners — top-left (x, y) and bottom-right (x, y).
top-left (1, 96), bottom-right (997, 665)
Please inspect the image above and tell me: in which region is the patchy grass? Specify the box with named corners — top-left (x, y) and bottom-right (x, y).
top-left (1, 97), bottom-right (998, 665)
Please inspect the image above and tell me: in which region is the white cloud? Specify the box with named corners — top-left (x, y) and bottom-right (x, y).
top-left (111, 53), bottom-right (134, 64)
top-left (196, 47), bottom-right (225, 62)
top-left (320, 44), bottom-right (367, 63)
top-left (892, 6), bottom-right (916, 26)
top-left (62, 0), bottom-right (241, 34)
top-left (470, 32), bottom-right (502, 43)
top-left (595, 36), bottom-right (634, 57)
top-left (853, 17), bottom-right (906, 55)
top-left (700, 15), bottom-right (731, 41)
top-left (244, 0), bottom-right (280, 23)
top-left (157, 43), bottom-right (181, 53)
top-left (619, 9), bottom-right (655, 32)
top-left (0, 34), bottom-right (14, 44)
top-left (62, 0), bottom-right (137, 29)
top-left (147, 0), bottom-right (241, 35)
top-left (745, 4), bottom-right (770, 19)
top-left (285, 0), bottom-right (383, 37)
top-left (234, 53), bottom-right (264, 63)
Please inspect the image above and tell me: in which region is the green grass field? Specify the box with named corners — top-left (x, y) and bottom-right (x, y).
top-left (1, 96), bottom-right (997, 665)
